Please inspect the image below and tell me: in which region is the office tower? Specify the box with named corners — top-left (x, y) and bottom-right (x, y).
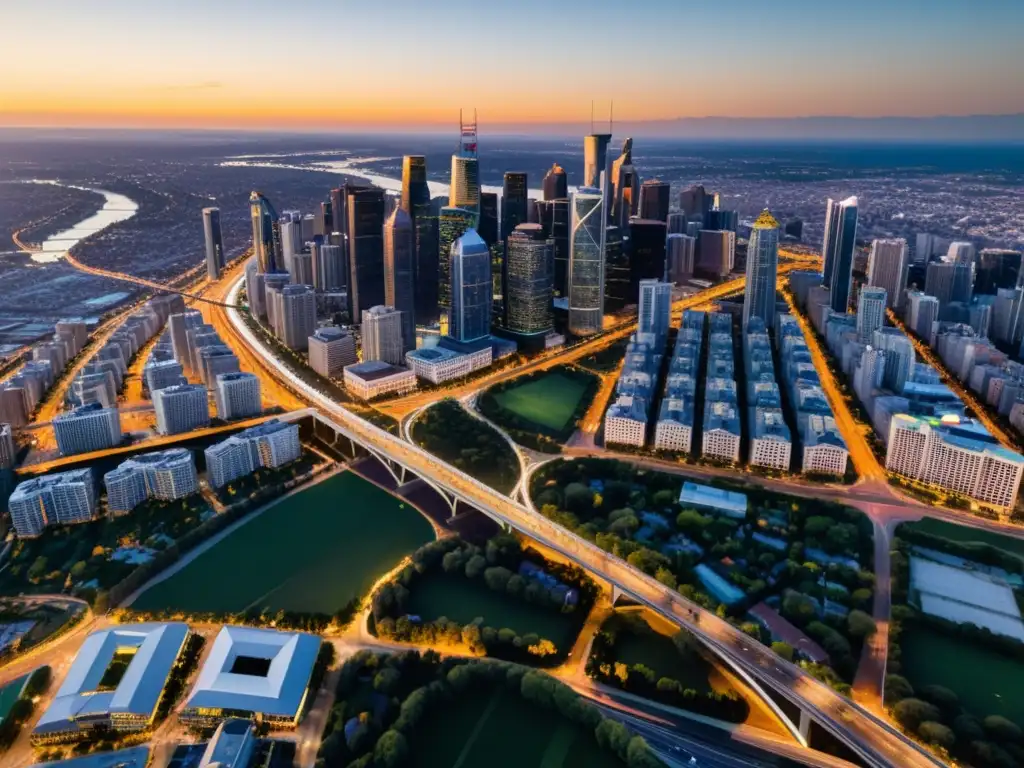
top-left (867, 238), bottom-right (909, 309)
top-left (153, 383), bottom-right (210, 435)
top-left (450, 230), bottom-right (492, 343)
top-left (948, 241), bottom-right (976, 266)
top-left (52, 403), bottom-right (122, 456)
top-left (568, 186), bottom-right (606, 335)
top-left (871, 328), bottom-right (915, 393)
top-left (318, 200), bottom-right (332, 236)
top-left (667, 213), bottom-right (688, 235)
top-left (402, 156), bottom-right (440, 326)
top-left (308, 327), bottom-right (357, 378)
top-left (330, 187), bottom-right (347, 239)
top-left (976, 249), bottom-right (1022, 295)
top-left (503, 223), bottom-right (554, 338)
top-left (501, 172), bottom-right (529, 241)
top-left (638, 180), bottom-right (670, 222)
top-left (346, 185), bottom-right (387, 321)
top-left (857, 286), bottom-right (888, 343)
top-left (628, 219), bottom-right (668, 295)
top-left (537, 199), bottom-right (570, 297)
top-left (993, 288), bottom-right (1024, 346)
top-left (925, 261), bottom-right (957, 308)
top-left (262, 272), bottom-right (290, 332)
top-left (679, 185), bottom-right (711, 224)
top-left (542, 163), bottom-right (568, 201)
top-left (384, 207), bottom-right (416, 352)
top-left (706, 209), bottom-right (738, 233)
top-left (299, 213), bottom-right (314, 242)
top-left (313, 243), bottom-right (345, 291)
top-left (638, 280), bottom-right (672, 345)
top-left (583, 132), bottom-right (612, 190)
top-left (742, 210), bottom-right (781, 330)
top-left (205, 420), bottom-right (301, 488)
top-left (168, 310), bottom-right (203, 374)
top-left (291, 251), bottom-right (314, 286)
top-left (784, 219), bottom-right (804, 240)
top-left (821, 196), bottom-right (859, 313)
top-left (185, 324), bottom-right (219, 375)
top-left (0, 423), bottom-right (14, 469)
top-left (438, 207), bottom-right (476, 312)
top-left (667, 234), bottom-right (696, 285)
top-left (944, 243), bottom-right (977, 306)
top-left (278, 211), bottom-right (302, 277)
top-left (275, 284), bottom-right (316, 351)
top-left (905, 291), bottom-right (940, 338)
top-left (603, 226), bottom-right (629, 313)
top-left (249, 191), bottom-right (281, 273)
top-left (202, 207), bottom-right (225, 280)
top-left (8, 468), bottom-right (96, 537)
top-left (697, 230), bottom-right (735, 277)
top-left (449, 111), bottom-right (480, 218)
top-left (478, 192), bottom-right (498, 247)
top-left (969, 303), bottom-right (992, 338)
top-left (610, 138), bottom-right (633, 224)
top-left (362, 305), bottom-right (406, 366)
top-left (401, 156), bottom-right (428, 216)
top-left (198, 346), bottom-right (239, 387)
top-left (213, 372), bottom-right (261, 420)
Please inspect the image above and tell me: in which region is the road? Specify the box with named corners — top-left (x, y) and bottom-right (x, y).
top-left (217, 269), bottom-right (944, 768)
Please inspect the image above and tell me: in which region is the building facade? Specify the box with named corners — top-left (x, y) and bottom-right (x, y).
top-left (568, 187), bottom-right (606, 335)
top-left (742, 210), bottom-right (780, 330)
top-left (214, 372), bottom-right (262, 420)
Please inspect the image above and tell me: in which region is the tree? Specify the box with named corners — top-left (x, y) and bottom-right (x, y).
top-left (483, 566), bottom-right (513, 592)
top-left (652, 489), bottom-right (676, 508)
top-left (884, 674), bottom-right (914, 704)
top-left (952, 713), bottom-right (985, 742)
top-left (464, 554), bottom-right (487, 579)
top-left (69, 560), bottom-right (88, 581)
top-left (595, 719), bottom-right (632, 756)
top-left (27, 556), bottom-right (48, 581)
top-left (919, 685), bottom-right (959, 715)
top-left (804, 516), bottom-right (835, 537)
top-left (917, 721), bottom-right (955, 750)
top-left (564, 483), bottom-right (595, 515)
top-left (781, 591), bottom-right (816, 625)
top-left (442, 550), bottom-right (466, 573)
top-left (373, 668), bottom-right (401, 695)
top-left (846, 610), bottom-right (877, 639)
top-left (374, 729), bottom-right (409, 767)
top-left (654, 567), bottom-right (677, 589)
top-left (485, 533), bottom-right (521, 565)
top-left (771, 642), bottom-right (795, 662)
top-left (626, 548), bottom-right (670, 575)
top-left (506, 574), bottom-right (525, 596)
top-left (825, 523), bottom-right (859, 553)
top-left (608, 512), bottom-right (639, 536)
top-left (984, 715), bottom-right (1023, 743)
top-left (850, 588), bottom-right (873, 610)
top-left (892, 698), bottom-right (942, 730)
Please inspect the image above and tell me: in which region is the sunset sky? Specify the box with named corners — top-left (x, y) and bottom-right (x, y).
top-left (4, 0), bottom-right (1023, 131)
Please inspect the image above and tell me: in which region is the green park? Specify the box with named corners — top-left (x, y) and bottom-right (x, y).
top-left (131, 472), bottom-right (435, 614)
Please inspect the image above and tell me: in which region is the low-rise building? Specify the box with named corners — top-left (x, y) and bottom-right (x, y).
top-left (405, 338), bottom-right (493, 385)
top-left (307, 327), bottom-right (357, 379)
top-left (802, 414), bottom-right (849, 475)
top-left (343, 361), bottom-right (417, 400)
top-left (750, 409), bottom-right (792, 470)
top-left (653, 397), bottom-right (693, 453)
top-left (677, 481), bottom-right (747, 518)
top-left (702, 401), bottom-right (741, 463)
top-left (9, 468), bottom-right (97, 537)
top-left (204, 419), bottom-right (301, 489)
top-left (604, 394), bottom-right (648, 447)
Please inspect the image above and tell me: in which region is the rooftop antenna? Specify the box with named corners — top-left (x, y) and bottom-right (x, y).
top-left (590, 101), bottom-right (594, 134)
top-left (610, 101), bottom-right (614, 134)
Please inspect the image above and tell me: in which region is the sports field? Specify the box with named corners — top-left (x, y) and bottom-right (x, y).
top-left (404, 571), bottom-right (580, 651)
top-left (901, 518), bottom-right (1024, 559)
top-left (899, 623), bottom-right (1024, 723)
top-left (410, 688), bottom-right (623, 768)
top-left (131, 472), bottom-right (435, 614)
top-left (493, 372), bottom-right (590, 432)
top-left (0, 674), bottom-right (28, 724)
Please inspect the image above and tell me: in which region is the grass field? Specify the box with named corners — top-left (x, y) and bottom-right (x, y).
top-left (404, 571), bottom-right (580, 650)
top-left (899, 623), bottom-right (1024, 723)
top-left (0, 674), bottom-right (28, 723)
top-left (409, 689), bottom-right (623, 768)
top-left (901, 518), bottom-right (1024, 559)
top-left (614, 621), bottom-right (713, 694)
top-left (132, 472), bottom-right (434, 614)
top-left (493, 372), bottom-right (590, 432)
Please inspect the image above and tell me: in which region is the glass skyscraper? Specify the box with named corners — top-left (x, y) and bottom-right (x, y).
top-left (384, 207), bottom-right (416, 352)
top-left (346, 185), bottom-right (387, 322)
top-left (628, 218), bottom-right (668, 297)
top-left (249, 191), bottom-right (281, 274)
top-left (537, 198), bottom-right (570, 297)
top-left (568, 186), bottom-right (606, 335)
top-left (450, 229), bottom-right (492, 343)
top-left (449, 112), bottom-right (480, 219)
top-left (401, 156), bottom-right (440, 326)
top-left (202, 207), bottom-right (225, 280)
top-left (438, 207), bottom-right (476, 313)
top-left (502, 172), bottom-right (529, 241)
top-left (821, 196), bottom-right (859, 313)
top-left (583, 133), bottom-right (612, 190)
top-left (742, 210), bottom-right (780, 330)
top-left (504, 223), bottom-right (554, 338)
top-left (542, 163), bottom-right (568, 201)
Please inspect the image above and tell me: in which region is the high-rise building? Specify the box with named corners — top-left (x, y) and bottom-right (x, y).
top-left (401, 156), bottom-right (439, 327)
top-left (330, 188), bottom-right (347, 241)
top-left (821, 196), bottom-right (859, 313)
top-left (857, 286), bottom-right (888, 344)
top-left (0, 422), bottom-right (15, 469)
top-left (307, 327), bottom-right (357, 378)
top-left (275, 285), bottom-right (316, 351)
top-left (362, 305), bottom-right (406, 366)
top-left (503, 223), bottom-right (554, 339)
top-left (610, 138), bottom-right (633, 225)
top-left (697, 230), bottom-right (735, 277)
top-left (542, 163), bottom-right (568, 201)
top-left (667, 234), bottom-right (696, 285)
top-left (603, 226), bottom-right (629, 313)
top-left (501, 172), bottom-right (529, 242)
top-left (438, 207), bottom-right (476, 313)
top-left (450, 230), bottom-right (492, 343)
top-left (104, 448), bottom-right (198, 513)
top-left (976, 249), bottom-right (1023, 295)
top-left (628, 219), bottom-right (668, 296)
top-left (679, 185), bottom-right (711, 225)
top-left (204, 420), bottom-right (301, 488)
top-left (537, 199), bottom-right (570, 297)
top-left (312, 242), bottom-right (345, 291)
top-left (638, 180), bottom-right (670, 222)
top-left (638, 280), bottom-right (672, 346)
top-left (925, 261), bottom-right (957, 308)
top-left (168, 310), bottom-right (203, 374)
top-left (742, 210), bottom-right (780, 330)
top-left (449, 112), bottom-right (480, 218)
top-left (479, 192), bottom-right (499, 249)
top-left (153, 383), bottom-right (210, 435)
top-left (945, 242), bottom-right (976, 305)
top-left (279, 211), bottom-right (303, 277)
top-left (666, 213), bottom-right (688, 235)
top-left (346, 185), bottom-right (387, 322)
top-left (8, 468), bottom-right (96, 537)
top-left (706, 209), bottom-right (738, 233)
top-left (867, 238), bottom-right (909, 309)
top-left (871, 328), bottom-right (915, 393)
top-left (198, 346), bottom-right (240, 387)
top-left (53, 403), bottom-right (122, 456)
top-left (384, 207), bottom-right (416, 351)
top-left (249, 191), bottom-right (281, 274)
top-left (401, 156), bottom-right (429, 217)
top-left (568, 186), bottom-right (606, 335)
top-left (202, 207), bottom-right (225, 280)
top-left (905, 291), bottom-right (940, 338)
top-left (291, 251), bottom-right (314, 287)
top-left (214, 372), bottom-right (262, 420)
top-left (583, 133), bottom-right (612, 190)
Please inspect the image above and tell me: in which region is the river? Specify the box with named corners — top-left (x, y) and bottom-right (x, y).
top-left (19, 180), bottom-right (139, 264)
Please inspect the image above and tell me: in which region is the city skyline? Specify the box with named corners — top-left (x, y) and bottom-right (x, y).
top-left (3, 1), bottom-right (1023, 132)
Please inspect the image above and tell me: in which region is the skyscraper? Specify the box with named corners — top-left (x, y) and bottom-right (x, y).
top-left (976, 249), bottom-right (1023, 295)
top-left (346, 185), bottom-right (387, 322)
top-left (503, 223), bottom-right (554, 339)
top-left (872, 328), bottom-right (915, 393)
top-left (603, 226), bottom-right (629, 313)
top-left (742, 210), bottom-right (780, 330)
top-left (667, 234), bottom-right (696, 285)
top-left (214, 372), bottom-right (262, 420)
top-left (638, 280), bottom-right (672, 345)
top-left (628, 219), bottom-right (668, 296)
top-left (610, 138), bottom-right (634, 225)
top-left (450, 230), bottom-right (492, 343)
top-left (866, 238), bottom-right (909, 309)
top-left (679, 185), bottom-right (711, 225)
top-left (312, 242), bottom-right (346, 291)
top-left (276, 284), bottom-right (316, 351)
top-left (249, 191), bottom-right (282, 273)
top-left (501, 172), bottom-right (529, 241)
top-left (697, 230), bottom-right (735, 277)
top-left (330, 187), bottom-right (347, 240)
top-left (583, 133), bottom-right (612, 190)
top-left (401, 155), bottom-right (440, 327)
top-left (278, 210), bottom-right (303, 277)
top-left (857, 286), bottom-right (888, 343)
top-left (438, 207), bottom-right (476, 313)
top-left (568, 186), bottom-right (606, 335)
top-left (542, 163), bottom-right (568, 201)
top-left (537, 199), bottom-right (570, 297)
top-left (202, 207), bottom-right (225, 280)
top-left (384, 207), bottom-right (416, 352)
top-left (479, 192), bottom-right (499, 247)
top-left (361, 306), bottom-right (406, 366)
top-left (449, 111), bottom-right (480, 219)
top-left (638, 180), bottom-right (670, 222)
top-left (821, 196), bottom-right (859, 313)
top-left (947, 241), bottom-right (976, 305)
top-left (153, 383), bottom-right (210, 435)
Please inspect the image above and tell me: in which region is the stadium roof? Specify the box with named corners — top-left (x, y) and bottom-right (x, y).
top-left (185, 626), bottom-right (320, 719)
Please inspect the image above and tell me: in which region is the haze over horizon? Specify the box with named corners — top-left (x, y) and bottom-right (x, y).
top-left (4, 0), bottom-right (1023, 137)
